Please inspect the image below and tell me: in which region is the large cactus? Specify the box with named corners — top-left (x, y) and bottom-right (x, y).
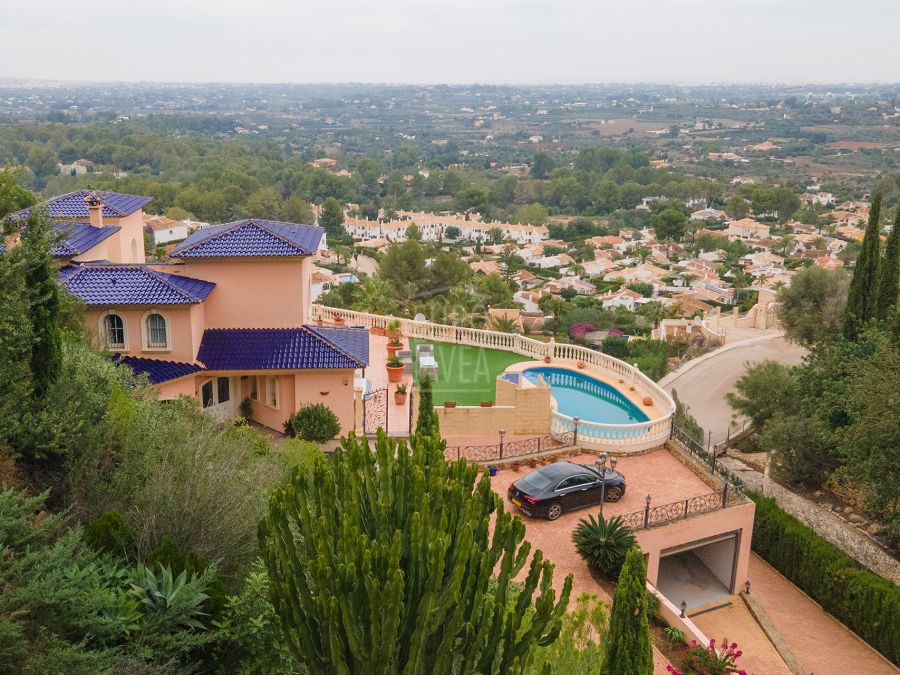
top-left (259, 430), bottom-right (572, 674)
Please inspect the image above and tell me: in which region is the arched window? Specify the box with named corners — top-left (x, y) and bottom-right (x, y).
top-left (103, 313), bottom-right (126, 350)
top-left (146, 312), bottom-right (168, 348)
top-left (130, 238), bottom-right (139, 262)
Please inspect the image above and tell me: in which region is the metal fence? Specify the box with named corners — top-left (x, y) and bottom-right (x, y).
top-left (670, 425), bottom-right (746, 490)
top-left (617, 486), bottom-right (743, 531)
top-left (445, 430), bottom-right (577, 463)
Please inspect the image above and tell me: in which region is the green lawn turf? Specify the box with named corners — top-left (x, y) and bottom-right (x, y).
top-left (409, 339), bottom-right (529, 406)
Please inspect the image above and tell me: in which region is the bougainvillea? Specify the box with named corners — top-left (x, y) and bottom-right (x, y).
top-left (569, 323), bottom-right (596, 339)
top-left (665, 637), bottom-right (747, 675)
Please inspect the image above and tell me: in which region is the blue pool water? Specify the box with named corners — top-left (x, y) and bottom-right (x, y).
top-left (505, 367), bottom-right (649, 424)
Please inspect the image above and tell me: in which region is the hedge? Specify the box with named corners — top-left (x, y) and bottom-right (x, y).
top-left (748, 492), bottom-right (900, 665)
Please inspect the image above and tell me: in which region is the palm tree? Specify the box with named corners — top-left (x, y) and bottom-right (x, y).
top-left (538, 295), bottom-right (567, 337)
top-left (679, 272), bottom-right (697, 288)
top-left (639, 301), bottom-right (667, 329)
top-left (731, 268), bottom-right (751, 302)
top-left (492, 315), bottom-right (518, 333)
top-left (353, 278), bottom-right (399, 316)
top-left (571, 514), bottom-right (637, 580)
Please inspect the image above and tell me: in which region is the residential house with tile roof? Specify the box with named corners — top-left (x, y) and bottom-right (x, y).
top-left (36, 192), bottom-right (368, 435)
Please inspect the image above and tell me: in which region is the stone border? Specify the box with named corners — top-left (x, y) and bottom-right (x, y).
top-left (762, 466), bottom-right (900, 584)
top-left (741, 592), bottom-right (805, 675)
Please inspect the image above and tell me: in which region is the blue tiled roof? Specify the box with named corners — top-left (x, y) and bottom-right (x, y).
top-left (59, 263), bottom-right (216, 305)
top-left (53, 221), bottom-right (120, 257)
top-left (197, 326), bottom-right (368, 371)
top-left (10, 190), bottom-right (152, 219)
top-left (170, 219), bottom-right (323, 258)
top-left (114, 354), bottom-right (203, 384)
top-left (306, 325), bottom-right (370, 365)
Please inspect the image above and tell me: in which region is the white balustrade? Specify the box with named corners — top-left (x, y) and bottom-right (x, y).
top-left (312, 304), bottom-right (675, 450)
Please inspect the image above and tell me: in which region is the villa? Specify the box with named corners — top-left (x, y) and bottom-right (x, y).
top-left (8, 190), bottom-right (368, 435)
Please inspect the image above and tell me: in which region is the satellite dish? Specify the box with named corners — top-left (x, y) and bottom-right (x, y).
top-left (413, 313), bottom-right (428, 323)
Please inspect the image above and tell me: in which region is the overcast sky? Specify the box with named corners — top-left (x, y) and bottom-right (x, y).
top-left (3, 0), bottom-right (898, 84)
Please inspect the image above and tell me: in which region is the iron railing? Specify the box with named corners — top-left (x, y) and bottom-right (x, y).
top-left (445, 430), bottom-right (576, 463)
top-left (670, 425), bottom-right (746, 491)
top-left (617, 486), bottom-right (743, 531)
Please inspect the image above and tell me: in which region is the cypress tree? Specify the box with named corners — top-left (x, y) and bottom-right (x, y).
top-left (259, 430), bottom-right (572, 674)
top-left (415, 372), bottom-right (439, 436)
top-left (601, 547), bottom-right (653, 675)
top-left (874, 207), bottom-right (899, 321)
top-left (13, 209), bottom-right (62, 397)
top-left (843, 189), bottom-right (882, 339)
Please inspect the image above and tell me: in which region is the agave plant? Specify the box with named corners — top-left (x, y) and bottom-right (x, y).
top-left (127, 564), bottom-right (210, 630)
top-left (571, 514), bottom-right (637, 579)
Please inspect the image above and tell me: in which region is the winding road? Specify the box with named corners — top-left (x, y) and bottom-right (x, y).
top-left (660, 333), bottom-right (807, 444)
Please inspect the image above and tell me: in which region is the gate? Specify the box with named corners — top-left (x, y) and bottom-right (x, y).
top-left (363, 387), bottom-right (388, 435)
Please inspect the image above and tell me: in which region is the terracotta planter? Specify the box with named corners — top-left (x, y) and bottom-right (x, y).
top-left (334, 318), bottom-right (345, 326)
top-left (543, 356), bottom-right (552, 364)
top-left (386, 343), bottom-right (402, 358)
top-left (642, 396), bottom-right (653, 406)
top-left (394, 392), bottom-right (408, 405)
top-left (444, 401), bottom-right (457, 408)
top-left (630, 386), bottom-right (636, 391)
top-left (386, 365), bottom-right (404, 383)
top-left (371, 326), bottom-right (386, 337)
top-left (577, 361), bottom-right (586, 369)
top-left (480, 401), bottom-right (493, 407)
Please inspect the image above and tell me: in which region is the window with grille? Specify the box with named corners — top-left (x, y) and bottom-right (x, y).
top-left (104, 314), bottom-right (125, 349)
top-left (146, 313), bottom-right (168, 348)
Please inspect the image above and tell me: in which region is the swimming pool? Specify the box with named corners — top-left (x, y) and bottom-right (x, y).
top-left (505, 367), bottom-right (649, 425)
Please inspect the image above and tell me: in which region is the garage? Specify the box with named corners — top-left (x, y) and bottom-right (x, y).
top-left (656, 532), bottom-right (739, 611)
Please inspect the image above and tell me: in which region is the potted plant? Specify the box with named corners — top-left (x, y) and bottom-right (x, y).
top-left (386, 336), bottom-right (404, 358)
top-left (386, 319), bottom-right (402, 340)
top-left (394, 383), bottom-right (408, 405)
top-left (333, 313), bottom-right (345, 326)
top-left (386, 356), bottom-right (404, 383)
top-left (642, 396), bottom-right (653, 406)
top-left (543, 355), bottom-right (552, 364)
top-left (443, 401), bottom-right (457, 408)
top-left (480, 400), bottom-right (493, 407)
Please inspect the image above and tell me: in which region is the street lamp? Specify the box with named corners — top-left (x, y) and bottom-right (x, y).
top-left (596, 452), bottom-right (608, 514)
top-left (744, 580), bottom-right (751, 595)
top-left (498, 429), bottom-right (506, 459)
top-left (680, 600), bottom-right (687, 618)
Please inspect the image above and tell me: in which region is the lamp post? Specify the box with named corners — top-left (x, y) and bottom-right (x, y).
top-left (680, 600), bottom-right (687, 618)
top-left (498, 428), bottom-right (506, 459)
top-left (596, 452), bottom-right (608, 514)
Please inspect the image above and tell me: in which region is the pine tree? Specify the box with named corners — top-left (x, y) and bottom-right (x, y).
top-left (258, 430), bottom-right (572, 674)
top-left (319, 196), bottom-right (347, 245)
top-left (600, 547), bottom-right (653, 675)
top-left (843, 189), bottom-right (882, 339)
top-left (874, 207), bottom-right (899, 321)
top-left (415, 372), bottom-right (439, 436)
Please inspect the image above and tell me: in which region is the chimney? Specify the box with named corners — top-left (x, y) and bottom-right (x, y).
top-left (84, 191), bottom-right (104, 228)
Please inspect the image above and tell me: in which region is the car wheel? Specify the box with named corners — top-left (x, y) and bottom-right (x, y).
top-left (546, 503), bottom-right (563, 520)
top-left (605, 486), bottom-right (623, 502)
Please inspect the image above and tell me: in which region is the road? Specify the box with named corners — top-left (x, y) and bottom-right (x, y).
top-left (661, 335), bottom-right (806, 444)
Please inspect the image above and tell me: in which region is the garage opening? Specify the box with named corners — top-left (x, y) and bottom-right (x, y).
top-left (656, 532), bottom-right (738, 611)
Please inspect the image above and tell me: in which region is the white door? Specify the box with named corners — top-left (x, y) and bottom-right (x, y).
top-left (200, 376), bottom-right (237, 421)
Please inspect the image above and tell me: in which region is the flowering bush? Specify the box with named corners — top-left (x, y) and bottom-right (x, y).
top-left (569, 323), bottom-right (596, 339)
top-left (609, 328), bottom-right (625, 337)
top-left (665, 637), bottom-right (746, 675)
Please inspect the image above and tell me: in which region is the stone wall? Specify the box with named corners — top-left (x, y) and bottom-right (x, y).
top-left (762, 465), bottom-right (900, 584)
top-left (431, 379), bottom-right (552, 436)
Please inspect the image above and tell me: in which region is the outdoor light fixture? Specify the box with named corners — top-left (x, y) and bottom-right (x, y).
top-left (598, 452), bottom-right (609, 513)
top-left (680, 601), bottom-right (687, 618)
top-left (745, 580), bottom-right (751, 594)
top-left (610, 456), bottom-right (618, 471)
top-left (645, 494), bottom-right (652, 505)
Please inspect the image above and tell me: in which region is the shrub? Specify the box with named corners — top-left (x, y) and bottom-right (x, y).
top-left (572, 514), bottom-right (637, 579)
top-left (601, 546), bottom-right (653, 675)
top-left (283, 403), bottom-right (340, 442)
top-left (667, 637), bottom-right (746, 675)
top-left (85, 511), bottom-right (134, 557)
top-left (748, 492), bottom-right (900, 665)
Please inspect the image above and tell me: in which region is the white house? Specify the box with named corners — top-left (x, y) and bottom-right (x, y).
top-left (144, 215), bottom-right (189, 245)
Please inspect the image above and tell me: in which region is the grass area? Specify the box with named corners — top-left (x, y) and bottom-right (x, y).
top-left (409, 339), bottom-right (529, 406)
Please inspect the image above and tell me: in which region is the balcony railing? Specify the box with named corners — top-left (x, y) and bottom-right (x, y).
top-left (445, 430), bottom-right (576, 463)
top-left (617, 485), bottom-right (744, 531)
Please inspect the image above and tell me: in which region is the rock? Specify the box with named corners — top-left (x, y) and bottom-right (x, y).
top-left (867, 523), bottom-right (884, 536)
top-left (843, 506), bottom-right (854, 515)
top-left (848, 513), bottom-right (865, 524)
top-left (814, 490), bottom-right (823, 497)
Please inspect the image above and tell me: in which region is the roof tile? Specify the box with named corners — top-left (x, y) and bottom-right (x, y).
top-left (59, 263), bottom-right (215, 305)
top-left (170, 219), bottom-right (323, 258)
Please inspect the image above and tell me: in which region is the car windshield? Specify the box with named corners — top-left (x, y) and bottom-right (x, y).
top-left (517, 467), bottom-right (557, 493)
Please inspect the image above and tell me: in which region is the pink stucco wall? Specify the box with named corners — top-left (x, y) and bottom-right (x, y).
top-left (163, 258), bottom-right (308, 328)
top-left (72, 211), bottom-right (146, 264)
top-left (637, 501), bottom-right (756, 594)
top-left (85, 305), bottom-right (199, 362)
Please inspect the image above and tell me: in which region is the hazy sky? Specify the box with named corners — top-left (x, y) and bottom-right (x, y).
top-left (3, 0), bottom-right (899, 84)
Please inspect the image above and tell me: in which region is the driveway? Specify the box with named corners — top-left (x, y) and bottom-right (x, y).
top-left (661, 335), bottom-right (806, 444)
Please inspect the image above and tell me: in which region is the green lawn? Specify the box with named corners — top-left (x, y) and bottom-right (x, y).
top-left (409, 339), bottom-right (529, 406)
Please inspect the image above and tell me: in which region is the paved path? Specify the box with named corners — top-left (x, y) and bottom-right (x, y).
top-left (661, 335), bottom-right (806, 444)
top-left (749, 554), bottom-right (898, 675)
top-left (350, 254), bottom-right (378, 275)
top-left (691, 600), bottom-right (792, 675)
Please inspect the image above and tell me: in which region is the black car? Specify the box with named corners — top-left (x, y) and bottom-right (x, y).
top-left (507, 460), bottom-right (626, 520)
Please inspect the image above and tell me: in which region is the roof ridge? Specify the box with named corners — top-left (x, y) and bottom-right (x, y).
top-left (248, 219), bottom-right (312, 255)
top-left (171, 221), bottom-right (247, 255)
top-left (303, 325), bottom-right (366, 367)
top-left (141, 266), bottom-right (204, 303)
